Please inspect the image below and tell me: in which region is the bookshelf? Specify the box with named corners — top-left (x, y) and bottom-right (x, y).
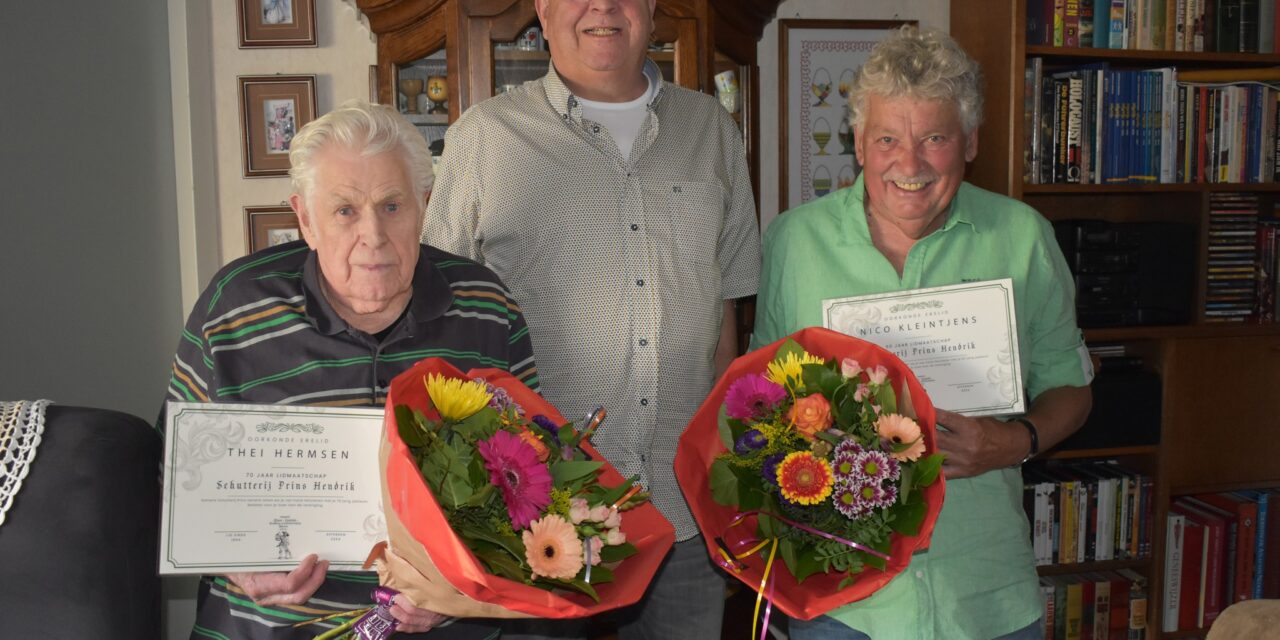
top-left (952, 1), bottom-right (1280, 636)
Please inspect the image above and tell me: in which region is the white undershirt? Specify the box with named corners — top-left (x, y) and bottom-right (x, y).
top-left (577, 74), bottom-right (656, 162)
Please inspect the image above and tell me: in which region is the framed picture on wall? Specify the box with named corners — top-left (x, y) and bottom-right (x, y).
top-left (238, 0), bottom-right (317, 48)
top-left (239, 75), bottom-right (317, 178)
top-left (778, 19), bottom-right (914, 213)
top-left (245, 206), bottom-right (302, 253)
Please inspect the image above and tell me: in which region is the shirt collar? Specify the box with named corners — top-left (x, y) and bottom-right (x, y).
top-left (302, 247), bottom-right (453, 336)
top-left (543, 59), bottom-right (666, 125)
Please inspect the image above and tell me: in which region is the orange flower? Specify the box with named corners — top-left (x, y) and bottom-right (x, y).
top-left (522, 514), bottom-right (584, 580)
top-left (517, 426), bottom-right (550, 462)
top-left (876, 414), bottom-right (926, 462)
top-left (787, 393), bottom-right (833, 440)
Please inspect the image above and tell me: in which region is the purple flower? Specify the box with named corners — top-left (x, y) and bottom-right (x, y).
top-left (831, 452), bottom-right (858, 483)
top-left (531, 414), bottom-right (560, 441)
top-left (833, 481), bottom-right (868, 519)
top-left (734, 429), bottom-right (767, 455)
top-left (761, 452), bottom-right (786, 486)
top-left (855, 450), bottom-right (898, 484)
top-left (834, 439), bottom-right (864, 458)
top-left (723, 373), bottom-right (787, 421)
top-left (474, 378), bottom-right (523, 415)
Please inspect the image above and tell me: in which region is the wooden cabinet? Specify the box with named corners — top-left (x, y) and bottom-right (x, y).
top-left (355, 0), bottom-right (780, 203)
top-left (951, 1), bottom-right (1280, 635)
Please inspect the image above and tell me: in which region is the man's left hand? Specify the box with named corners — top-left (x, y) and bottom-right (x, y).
top-left (934, 409), bottom-right (1026, 479)
top-left (388, 595), bottom-right (449, 634)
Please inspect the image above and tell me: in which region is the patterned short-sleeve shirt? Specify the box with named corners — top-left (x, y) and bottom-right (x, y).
top-left (424, 61), bottom-right (761, 539)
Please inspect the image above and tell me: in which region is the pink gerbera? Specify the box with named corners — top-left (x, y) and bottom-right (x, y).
top-left (724, 373), bottom-right (787, 420)
top-left (477, 430), bottom-right (552, 529)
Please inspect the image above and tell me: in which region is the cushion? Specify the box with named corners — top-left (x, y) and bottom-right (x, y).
top-left (0, 405), bottom-right (161, 639)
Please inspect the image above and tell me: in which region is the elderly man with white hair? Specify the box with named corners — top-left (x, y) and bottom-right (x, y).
top-left (164, 100), bottom-right (534, 639)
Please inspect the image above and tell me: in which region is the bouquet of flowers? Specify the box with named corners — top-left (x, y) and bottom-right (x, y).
top-left (676, 327), bottom-right (946, 621)
top-left (375, 358), bottom-right (674, 619)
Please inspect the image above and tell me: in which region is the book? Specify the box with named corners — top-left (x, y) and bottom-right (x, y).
top-left (1174, 499), bottom-right (1229, 626)
top-left (1195, 491), bottom-right (1259, 603)
top-left (1265, 488), bottom-right (1280, 599)
top-left (1234, 489), bottom-right (1270, 599)
top-left (1176, 512), bottom-right (1206, 631)
top-left (1162, 511), bottom-right (1185, 632)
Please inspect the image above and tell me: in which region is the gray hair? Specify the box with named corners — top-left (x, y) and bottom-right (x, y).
top-left (848, 25), bottom-right (984, 134)
top-left (288, 99), bottom-right (434, 203)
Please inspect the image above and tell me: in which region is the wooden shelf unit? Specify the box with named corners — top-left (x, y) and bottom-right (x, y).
top-left (951, 1), bottom-right (1280, 636)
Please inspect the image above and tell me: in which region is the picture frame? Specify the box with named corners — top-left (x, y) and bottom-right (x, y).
top-left (778, 19), bottom-right (914, 213)
top-left (245, 206), bottom-right (302, 253)
top-left (237, 0), bottom-right (317, 48)
top-left (239, 75), bottom-right (317, 178)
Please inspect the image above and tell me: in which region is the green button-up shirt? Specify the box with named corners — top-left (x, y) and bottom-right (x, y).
top-left (753, 174), bottom-right (1093, 639)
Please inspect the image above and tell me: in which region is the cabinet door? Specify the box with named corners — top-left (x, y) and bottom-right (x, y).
top-left (1160, 335), bottom-right (1280, 489)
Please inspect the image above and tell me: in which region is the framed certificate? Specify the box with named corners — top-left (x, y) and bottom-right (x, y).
top-left (159, 402), bottom-right (386, 574)
top-left (822, 279), bottom-right (1025, 416)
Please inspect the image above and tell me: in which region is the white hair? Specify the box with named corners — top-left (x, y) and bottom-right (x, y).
top-left (849, 25), bottom-right (985, 134)
top-left (288, 100), bottom-right (434, 202)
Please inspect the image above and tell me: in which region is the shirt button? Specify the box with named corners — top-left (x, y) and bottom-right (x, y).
top-left (915, 570), bottom-right (924, 579)
top-left (639, 398), bottom-right (649, 406)
top-left (636, 279), bottom-right (644, 287)
top-left (638, 338), bottom-right (648, 346)
top-left (630, 223), bottom-right (639, 231)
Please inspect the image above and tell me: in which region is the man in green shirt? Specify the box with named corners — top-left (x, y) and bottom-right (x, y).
top-left (754, 26), bottom-right (1093, 640)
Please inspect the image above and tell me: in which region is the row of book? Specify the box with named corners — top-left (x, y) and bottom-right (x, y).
top-left (1039, 569), bottom-right (1149, 640)
top-left (1027, 0), bottom-right (1280, 53)
top-left (1023, 61), bottom-right (1280, 185)
top-left (1204, 193), bottom-right (1280, 323)
top-left (1161, 488), bottom-right (1280, 632)
top-left (1023, 461), bottom-right (1156, 566)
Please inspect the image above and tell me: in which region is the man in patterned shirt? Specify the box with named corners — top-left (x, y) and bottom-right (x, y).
top-left (165, 101), bottom-right (534, 639)
top-left (424, 1), bottom-right (760, 638)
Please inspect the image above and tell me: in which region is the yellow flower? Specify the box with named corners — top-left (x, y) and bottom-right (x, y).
top-left (424, 373), bottom-right (492, 421)
top-left (766, 350), bottom-right (826, 390)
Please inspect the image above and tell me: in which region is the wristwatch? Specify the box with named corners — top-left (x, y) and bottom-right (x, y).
top-left (1012, 417), bottom-right (1039, 465)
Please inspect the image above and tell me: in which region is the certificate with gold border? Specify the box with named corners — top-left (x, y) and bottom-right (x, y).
top-left (821, 278), bottom-right (1025, 416)
top-left (159, 402), bottom-right (385, 574)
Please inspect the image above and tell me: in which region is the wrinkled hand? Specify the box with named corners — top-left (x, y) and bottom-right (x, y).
top-left (226, 554), bottom-right (329, 606)
top-left (388, 593), bottom-right (450, 633)
top-left (934, 409), bottom-right (1024, 479)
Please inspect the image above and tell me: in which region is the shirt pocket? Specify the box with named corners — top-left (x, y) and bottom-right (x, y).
top-left (664, 181), bottom-right (725, 266)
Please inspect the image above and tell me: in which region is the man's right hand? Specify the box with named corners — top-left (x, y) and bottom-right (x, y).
top-left (226, 553), bottom-right (330, 606)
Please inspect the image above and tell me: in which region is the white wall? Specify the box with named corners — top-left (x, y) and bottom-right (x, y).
top-left (756, 0), bottom-right (949, 231)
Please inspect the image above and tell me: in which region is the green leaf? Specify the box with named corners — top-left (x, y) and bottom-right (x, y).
top-left (790, 544), bottom-right (825, 583)
top-left (777, 537), bottom-right (799, 579)
top-left (913, 453), bottom-right (944, 487)
top-left (459, 523), bottom-right (526, 562)
top-left (470, 541), bottom-right (526, 581)
top-left (890, 497), bottom-right (926, 535)
top-left (709, 458), bottom-right (739, 506)
top-left (460, 483), bottom-right (496, 508)
top-left (583, 564), bottom-right (615, 584)
top-left (558, 425), bottom-right (578, 448)
top-left (598, 541), bottom-right (638, 563)
top-left (802, 363), bottom-right (843, 398)
top-left (718, 404), bottom-right (735, 450)
top-left (875, 383), bottom-right (897, 415)
top-left (394, 404), bottom-right (426, 447)
top-left (550, 460), bottom-right (603, 486)
top-left (452, 406), bottom-right (501, 441)
top-left (774, 338), bottom-right (806, 362)
top-left (897, 464), bottom-right (913, 504)
top-left (534, 577), bottom-right (600, 602)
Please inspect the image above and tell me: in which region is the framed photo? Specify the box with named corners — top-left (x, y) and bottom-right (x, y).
top-left (245, 206), bottom-right (302, 253)
top-left (778, 19), bottom-right (913, 213)
top-left (238, 0), bottom-right (317, 48)
top-left (239, 75), bottom-right (317, 178)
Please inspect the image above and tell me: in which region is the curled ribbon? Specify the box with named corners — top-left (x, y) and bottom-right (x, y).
top-left (713, 510), bottom-right (892, 640)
